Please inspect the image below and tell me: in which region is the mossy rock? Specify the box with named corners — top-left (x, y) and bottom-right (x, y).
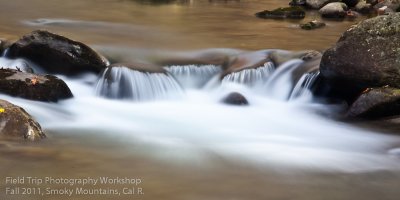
top-left (255, 6), bottom-right (306, 19)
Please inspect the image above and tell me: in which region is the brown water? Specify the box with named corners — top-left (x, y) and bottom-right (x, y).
top-left (1, 1), bottom-right (399, 200)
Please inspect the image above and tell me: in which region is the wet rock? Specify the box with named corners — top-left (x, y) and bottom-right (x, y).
top-left (290, 0), bottom-right (307, 6)
top-left (255, 6), bottom-right (306, 19)
top-left (347, 87), bottom-right (400, 118)
top-left (110, 62), bottom-right (165, 73)
top-left (320, 13), bottom-right (400, 102)
top-left (7, 30), bottom-right (108, 76)
top-left (0, 99), bottom-right (45, 141)
top-left (0, 39), bottom-right (11, 55)
top-left (221, 92), bottom-right (249, 105)
top-left (300, 20), bottom-right (326, 30)
top-left (355, 0), bottom-right (373, 14)
top-left (0, 68), bottom-right (73, 102)
top-left (319, 2), bottom-right (348, 18)
top-left (269, 50), bottom-right (322, 65)
top-left (306, 0), bottom-right (341, 9)
top-left (373, 0), bottom-right (400, 12)
top-left (222, 50), bottom-right (270, 76)
top-left (343, 0), bottom-right (360, 7)
top-left (346, 10), bottom-right (361, 19)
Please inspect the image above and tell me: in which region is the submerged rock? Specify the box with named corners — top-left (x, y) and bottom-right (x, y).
top-left (221, 92), bottom-right (249, 106)
top-left (306, 0), bottom-right (341, 9)
top-left (0, 69), bottom-right (73, 102)
top-left (320, 13), bottom-right (400, 101)
top-left (347, 87), bottom-right (400, 118)
top-left (319, 2), bottom-right (348, 18)
top-left (0, 99), bottom-right (45, 141)
top-left (7, 30), bottom-right (108, 76)
top-left (255, 6), bottom-right (306, 19)
top-left (300, 20), bottom-right (326, 30)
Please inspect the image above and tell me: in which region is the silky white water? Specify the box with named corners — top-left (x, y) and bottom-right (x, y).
top-left (1, 56), bottom-right (399, 173)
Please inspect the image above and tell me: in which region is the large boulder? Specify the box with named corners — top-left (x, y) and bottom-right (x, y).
top-left (0, 100), bottom-right (45, 141)
top-left (255, 7), bottom-right (306, 19)
top-left (221, 92), bottom-right (249, 106)
top-left (7, 30), bottom-right (109, 76)
top-left (0, 69), bottom-right (73, 102)
top-left (319, 2), bottom-right (348, 18)
top-left (347, 87), bottom-right (400, 118)
top-left (320, 13), bottom-right (400, 101)
top-left (306, 0), bottom-right (341, 9)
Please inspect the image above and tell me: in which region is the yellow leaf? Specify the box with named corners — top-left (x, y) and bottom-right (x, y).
top-left (0, 108), bottom-right (4, 113)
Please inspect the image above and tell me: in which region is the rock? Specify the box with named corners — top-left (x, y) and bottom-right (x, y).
top-left (269, 50), bottom-right (322, 65)
top-left (300, 20), bottom-right (326, 30)
top-left (0, 69), bottom-right (73, 102)
top-left (221, 92), bottom-right (249, 105)
top-left (255, 6), bottom-right (306, 19)
top-left (367, 0), bottom-right (379, 6)
top-left (290, 0), bottom-right (307, 6)
top-left (373, 0), bottom-right (400, 12)
top-left (306, 0), bottom-right (341, 9)
top-left (222, 50), bottom-right (270, 76)
top-left (345, 10), bottom-right (361, 19)
top-left (109, 62), bottom-right (165, 73)
top-left (355, 0), bottom-right (373, 14)
top-left (0, 100), bottom-right (45, 141)
top-left (342, 0), bottom-right (359, 7)
top-left (319, 2), bottom-right (348, 18)
top-left (347, 87), bottom-right (400, 118)
top-left (7, 30), bottom-right (108, 76)
top-left (0, 39), bottom-right (11, 55)
top-left (320, 13), bottom-right (400, 102)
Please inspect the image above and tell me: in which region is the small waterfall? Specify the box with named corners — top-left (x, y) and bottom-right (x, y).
top-left (95, 67), bottom-right (183, 101)
top-left (165, 64), bottom-right (222, 88)
top-left (289, 71), bottom-right (320, 101)
top-left (264, 59), bottom-right (304, 100)
top-left (221, 62), bottom-right (275, 86)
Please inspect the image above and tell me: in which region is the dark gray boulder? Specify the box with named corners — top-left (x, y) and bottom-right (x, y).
top-left (347, 87), bottom-right (400, 118)
top-left (7, 30), bottom-right (109, 76)
top-left (0, 100), bottom-right (45, 141)
top-left (0, 69), bottom-right (73, 102)
top-left (320, 13), bottom-right (400, 101)
top-left (221, 92), bottom-right (249, 106)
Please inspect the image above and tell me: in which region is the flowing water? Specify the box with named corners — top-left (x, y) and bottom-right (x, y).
top-left (1, 1), bottom-right (400, 200)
